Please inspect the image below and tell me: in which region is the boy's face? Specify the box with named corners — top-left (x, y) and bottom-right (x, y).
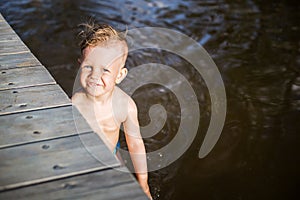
top-left (79, 45), bottom-right (127, 99)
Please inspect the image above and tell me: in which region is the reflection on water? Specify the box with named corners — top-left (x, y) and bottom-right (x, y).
top-left (1, 0), bottom-right (299, 199)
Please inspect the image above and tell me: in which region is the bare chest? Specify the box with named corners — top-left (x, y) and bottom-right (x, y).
top-left (96, 113), bottom-right (120, 135)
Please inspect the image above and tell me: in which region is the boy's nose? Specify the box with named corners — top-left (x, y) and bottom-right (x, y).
top-left (90, 68), bottom-right (102, 79)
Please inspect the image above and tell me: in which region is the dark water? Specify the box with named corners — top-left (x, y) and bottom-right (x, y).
top-left (1, 0), bottom-right (299, 199)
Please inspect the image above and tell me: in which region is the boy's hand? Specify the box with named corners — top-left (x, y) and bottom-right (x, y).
top-left (137, 173), bottom-right (152, 199)
top-left (140, 182), bottom-right (152, 200)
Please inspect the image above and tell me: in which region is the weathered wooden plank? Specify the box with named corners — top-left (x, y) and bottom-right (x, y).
top-left (0, 19), bottom-right (14, 29)
top-left (0, 20), bottom-right (24, 43)
top-left (0, 16), bottom-right (29, 56)
top-left (0, 32), bottom-right (19, 42)
top-left (0, 15), bottom-right (17, 36)
top-left (0, 14), bottom-right (9, 24)
top-left (0, 84), bottom-right (70, 115)
top-left (0, 34), bottom-right (19, 43)
top-left (0, 132), bottom-right (120, 191)
top-left (0, 66), bottom-right (56, 90)
top-left (0, 14), bottom-right (4, 21)
top-left (0, 27), bottom-right (16, 35)
top-left (0, 106), bottom-right (92, 149)
top-left (0, 167), bottom-right (147, 200)
top-left (0, 30), bottom-right (24, 43)
top-left (0, 19), bottom-right (9, 26)
top-left (0, 40), bottom-right (29, 55)
top-left (0, 52), bottom-right (41, 69)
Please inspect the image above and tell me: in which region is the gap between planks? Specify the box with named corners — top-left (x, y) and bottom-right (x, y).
top-left (0, 164), bottom-right (121, 192)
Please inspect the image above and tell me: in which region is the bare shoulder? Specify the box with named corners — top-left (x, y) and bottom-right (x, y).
top-left (71, 90), bottom-right (86, 105)
top-left (114, 87), bottom-right (137, 120)
top-left (114, 87), bottom-right (136, 106)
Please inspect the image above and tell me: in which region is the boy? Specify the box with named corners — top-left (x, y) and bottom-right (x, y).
top-left (72, 23), bottom-right (152, 199)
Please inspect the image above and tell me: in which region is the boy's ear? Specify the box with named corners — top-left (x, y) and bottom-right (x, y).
top-left (115, 67), bottom-right (128, 84)
top-left (77, 58), bottom-right (82, 64)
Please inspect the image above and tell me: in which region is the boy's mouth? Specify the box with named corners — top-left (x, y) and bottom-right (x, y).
top-left (88, 81), bottom-right (103, 87)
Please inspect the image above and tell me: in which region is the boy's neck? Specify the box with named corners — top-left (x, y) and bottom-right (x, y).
top-left (85, 88), bottom-right (114, 105)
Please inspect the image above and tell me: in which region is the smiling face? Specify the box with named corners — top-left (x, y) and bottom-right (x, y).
top-left (79, 43), bottom-right (128, 100)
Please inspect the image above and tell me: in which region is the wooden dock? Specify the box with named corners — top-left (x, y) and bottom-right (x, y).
top-left (0, 13), bottom-right (148, 200)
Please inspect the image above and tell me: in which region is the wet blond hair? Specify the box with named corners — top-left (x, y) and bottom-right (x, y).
top-left (78, 22), bottom-right (128, 62)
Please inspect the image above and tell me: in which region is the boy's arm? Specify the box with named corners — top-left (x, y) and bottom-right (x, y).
top-left (123, 98), bottom-right (152, 199)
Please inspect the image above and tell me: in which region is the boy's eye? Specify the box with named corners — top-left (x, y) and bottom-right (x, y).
top-left (83, 65), bottom-right (92, 70)
top-left (103, 68), bottom-right (110, 73)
